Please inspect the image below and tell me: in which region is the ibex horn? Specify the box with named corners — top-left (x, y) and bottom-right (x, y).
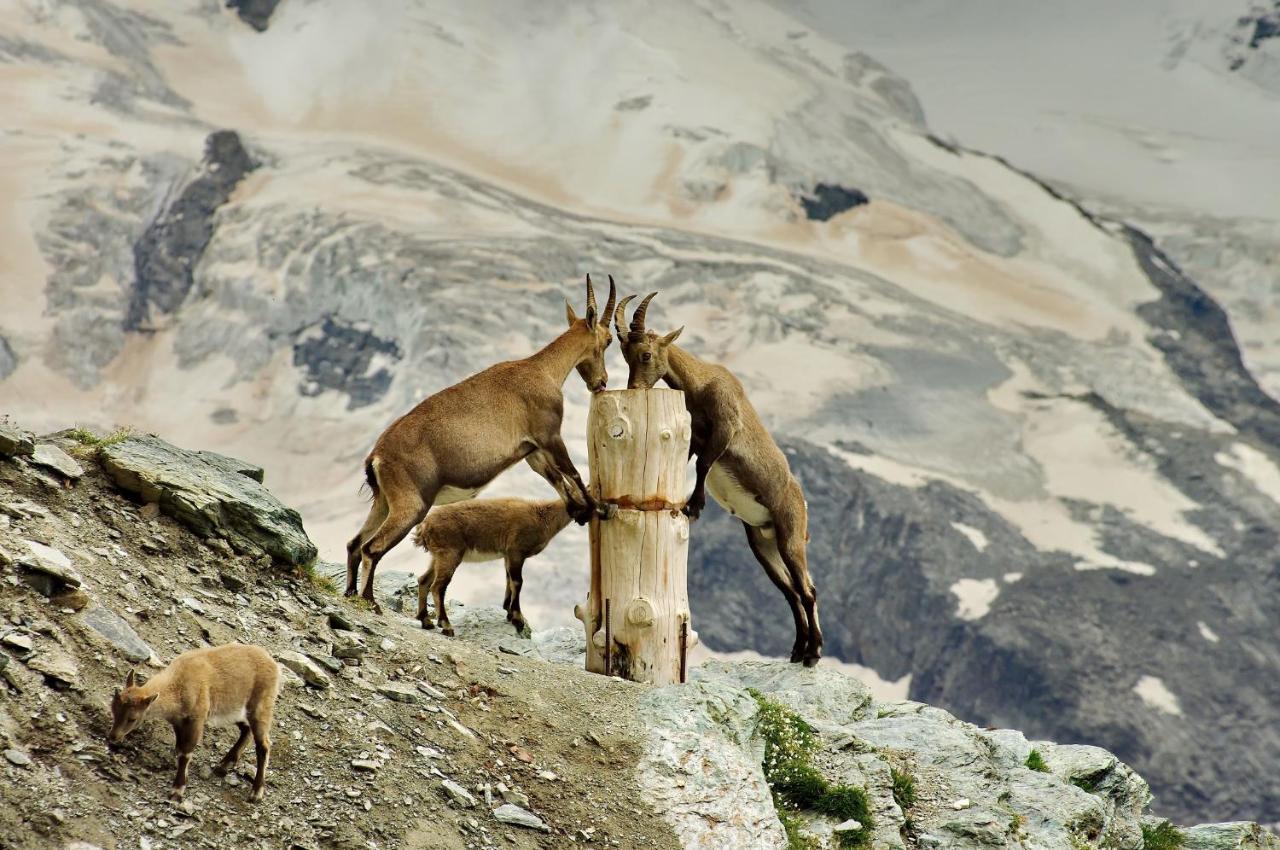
top-left (632, 292), bottom-right (658, 335)
top-left (615, 294), bottom-right (637, 339)
top-left (602, 275), bottom-right (617, 333)
top-left (585, 274), bottom-right (598, 326)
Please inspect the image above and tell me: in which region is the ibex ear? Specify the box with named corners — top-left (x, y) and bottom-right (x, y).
top-left (565, 299), bottom-right (579, 327)
top-left (124, 669), bottom-right (136, 688)
top-left (142, 693), bottom-right (158, 709)
top-left (660, 326), bottom-right (684, 347)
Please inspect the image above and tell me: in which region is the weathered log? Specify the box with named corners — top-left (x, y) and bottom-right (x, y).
top-left (575, 389), bottom-right (698, 685)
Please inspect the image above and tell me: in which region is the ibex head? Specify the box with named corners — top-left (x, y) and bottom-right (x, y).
top-left (615, 292), bottom-right (683, 390)
top-left (565, 274), bottom-right (617, 393)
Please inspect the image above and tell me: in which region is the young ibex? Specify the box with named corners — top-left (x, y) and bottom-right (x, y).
top-left (614, 293), bottom-right (823, 666)
top-left (347, 276), bottom-right (617, 612)
top-left (413, 498), bottom-right (572, 636)
top-left (107, 643), bottom-right (280, 802)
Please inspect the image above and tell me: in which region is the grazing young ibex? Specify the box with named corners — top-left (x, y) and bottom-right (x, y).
top-left (413, 498), bottom-right (572, 636)
top-left (346, 276), bottom-right (617, 612)
top-left (107, 643), bottom-right (280, 802)
top-left (614, 293), bottom-right (823, 666)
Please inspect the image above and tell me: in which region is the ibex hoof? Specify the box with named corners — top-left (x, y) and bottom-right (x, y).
top-left (597, 502), bottom-right (618, 520)
top-left (169, 788), bottom-right (186, 802)
top-left (803, 655), bottom-right (821, 668)
top-left (441, 627), bottom-right (455, 638)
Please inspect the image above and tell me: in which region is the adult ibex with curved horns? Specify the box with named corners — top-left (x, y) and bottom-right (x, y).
top-left (345, 276), bottom-right (617, 612)
top-left (614, 292), bottom-right (823, 665)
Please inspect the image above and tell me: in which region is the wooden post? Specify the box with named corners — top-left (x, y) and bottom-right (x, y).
top-left (574, 389), bottom-right (698, 685)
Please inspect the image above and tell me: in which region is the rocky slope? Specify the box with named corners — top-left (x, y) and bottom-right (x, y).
top-left (2, 422), bottom-right (1277, 850)
top-left (2, 0), bottom-right (1279, 825)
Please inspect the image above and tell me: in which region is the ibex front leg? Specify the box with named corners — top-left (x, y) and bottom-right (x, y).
top-left (686, 424), bottom-right (734, 520)
top-left (535, 436), bottom-right (603, 523)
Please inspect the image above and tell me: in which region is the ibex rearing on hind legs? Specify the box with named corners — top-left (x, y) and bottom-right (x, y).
top-left (615, 292), bottom-right (823, 666)
top-left (345, 276), bottom-right (617, 612)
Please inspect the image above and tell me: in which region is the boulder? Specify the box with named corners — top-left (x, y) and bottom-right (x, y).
top-left (26, 648), bottom-right (79, 688)
top-left (277, 650), bottom-right (331, 689)
top-left (531, 626), bottom-right (586, 665)
top-left (1183, 822), bottom-right (1280, 850)
top-left (19, 541), bottom-right (83, 596)
top-left (492, 803), bottom-right (550, 832)
top-left (0, 423), bottom-right (34, 457)
top-left (692, 658), bottom-right (876, 727)
top-left (330, 629), bottom-right (367, 660)
top-left (635, 680), bottom-right (785, 850)
top-left (30, 443), bottom-right (84, 480)
top-left (99, 435), bottom-right (316, 566)
top-left (80, 605), bottom-right (154, 663)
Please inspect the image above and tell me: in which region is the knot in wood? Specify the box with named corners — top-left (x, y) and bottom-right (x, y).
top-left (627, 598), bottom-right (655, 627)
top-left (660, 428), bottom-right (673, 441)
top-left (607, 417), bottom-right (629, 439)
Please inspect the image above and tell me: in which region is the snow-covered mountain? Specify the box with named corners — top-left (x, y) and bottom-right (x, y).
top-left (1, 0), bottom-right (1277, 825)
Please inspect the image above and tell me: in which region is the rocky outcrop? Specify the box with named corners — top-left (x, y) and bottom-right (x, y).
top-left (638, 660), bottom-right (1272, 850)
top-left (99, 434), bottom-right (316, 566)
top-left (127, 130), bottom-right (257, 332)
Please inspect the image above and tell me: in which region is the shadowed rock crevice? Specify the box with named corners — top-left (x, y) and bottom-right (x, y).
top-left (225, 0), bottom-right (282, 32)
top-left (799, 183), bottom-right (869, 221)
top-left (1127, 225), bottom-right (1280, 448)
top-left (127, 131), bottom-right (257, 332)
top-left (292, 315), bottom-right (403, 410)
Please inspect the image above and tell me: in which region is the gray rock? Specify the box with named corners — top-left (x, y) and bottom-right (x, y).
top-left (377, 683), bottom-right (418, 704)
top-left (99, 435), bottom-right (316, 566)
top-left (80, 605), bottom-right (154, 663)
top-left (4, 748), bottom-right (31, 767)
top-left (326, 609), bottom-right (354, 631)
top-left (195, 450), bottom-right (264, 483)
top-left (29, 443), bottom-right (83, 479)
top-left (492, 803), bottom-right (550, 832)
top-left (330, 629), bottom-right (366, 660)
top-left (0, 424), bottom-right (34, 457)
top-left (307, 653), bottom-right (344, 675)
top-left (277, 650), bottom-right (331, 688)
top-left (218, 570), bottom-right (246, 592)
top-left (1183, 822), bottom-right (1280, 850)
top-left (635, 680), bottom-right (785, 850)
top-left (441, 779), bottom-right (476, 808)
top-left (180, 597), bottom-right (206, 616)
top-left (26, 649), bottom-right (79, 688)
top-left (416, 680), bottom-right (447, 700)
top-left (2, 632), bottom-right (33, 652)
top-left (693, 659), bottom-right (876, 727)
top-left (350, 759), bottom-right (379, 772)
top-left (531, 626), bottom-right (587, 665)
top-left (21, 541), bottom-right (83, 591)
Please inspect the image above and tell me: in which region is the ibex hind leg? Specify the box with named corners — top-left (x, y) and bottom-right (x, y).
top-left (744, 523), bottom-right (809, 664)
top-left (359, 475), bottom-right (435, 613)
top-left (346, 495), bottom-right (388, 597)
top-left (416, 561), bottom-right (437, 629)
top-left (775, 521), bottom-right (822, 667)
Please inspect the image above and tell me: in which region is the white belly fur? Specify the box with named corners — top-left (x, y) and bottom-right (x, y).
top-left (461, 550), bottom-right (503, 563)
top-left (706, 464), bottom-right (772, 526)
top-left (434, 485), bottom-right (484, 506)
top-left (207, 706), bottom-right (248, 727)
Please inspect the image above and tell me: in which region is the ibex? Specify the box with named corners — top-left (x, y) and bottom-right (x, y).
top-left (346, 276), bottom-right (617, 612)
top-left (614, 293), bottom-right (823, 666)
top-left (107, 643), bottom-right (280, 802)
top-left (413, 498), bottom-right (572, 636)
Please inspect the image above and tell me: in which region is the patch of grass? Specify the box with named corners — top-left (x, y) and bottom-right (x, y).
top-left (67, 426), bottom-right (133, 449)
top-left (1071, 775), bottom-right (1100, 794)
top-left (778, 809), bottom-right (820, 850)
top-left (296, 560), bottom-right (339, 595)
top-left (891, 768), bottom-right (916, 811)
top-left (1025, 749), bottom-right (1050, 772)
top-left (750, 689), bottom-right (874, 849)
top-left (1142, 822), bottom-right (1184, 850)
